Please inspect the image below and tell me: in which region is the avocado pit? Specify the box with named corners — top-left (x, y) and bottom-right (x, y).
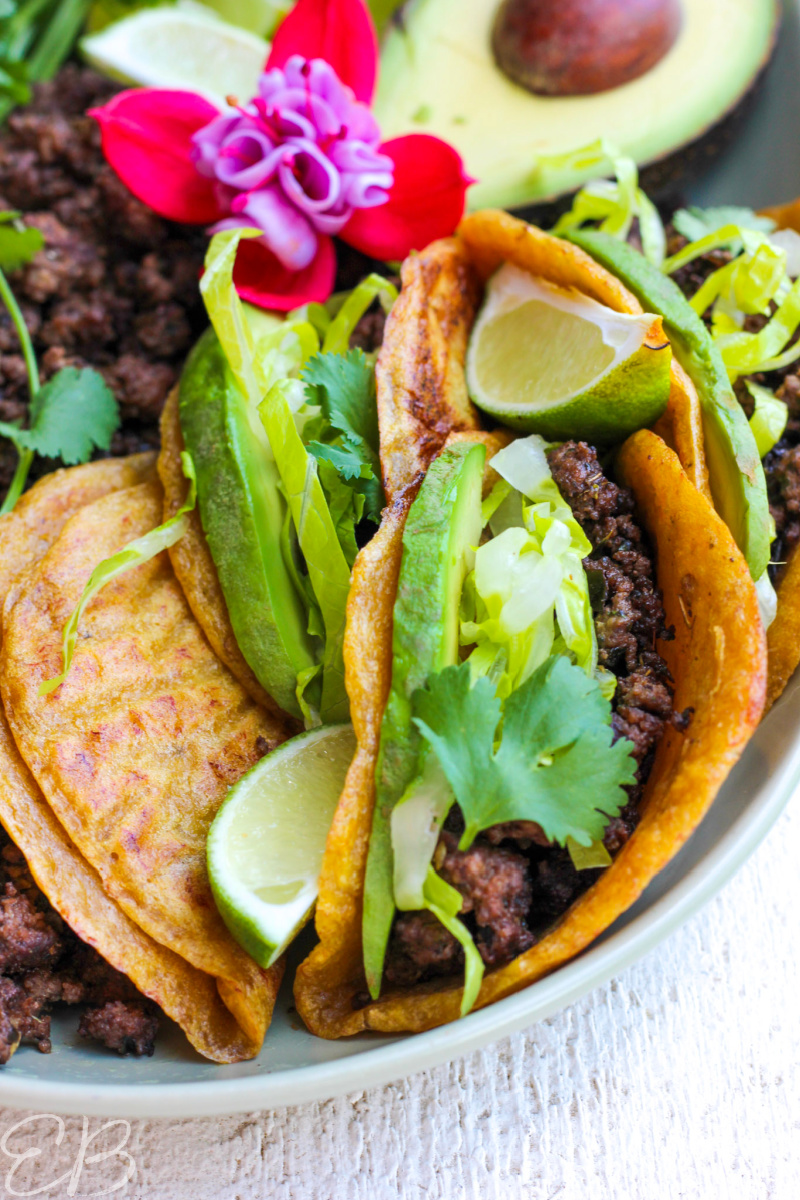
top-left (492, 0), bottom-right (683, 96)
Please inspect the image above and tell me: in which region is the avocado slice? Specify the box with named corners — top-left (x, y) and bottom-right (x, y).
top-left (362, 440), bottom-right (486, 997)
top-left (179, 328), bottom-right (318, 719)
top-left (565, 229), bottom-right (771, 581)
top-left (373, 0), bottom-right (778, 210)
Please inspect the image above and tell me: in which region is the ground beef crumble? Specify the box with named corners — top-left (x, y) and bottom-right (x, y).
top-left (0, 65), bottom-right (208, 505)
top-left (0, 830), bottom-right (158, 1062)
top-left (384, 442), bottom-right (683, 990)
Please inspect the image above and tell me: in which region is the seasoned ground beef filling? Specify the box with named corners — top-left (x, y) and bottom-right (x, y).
top-left (0, 65), bottom-right (208, 504)
top-left (0, 830), bottom-right (159, 1061)
top-left (666, 226), bottom-right (800, 581)
top-left (384, 442), bottom-right (679, 989)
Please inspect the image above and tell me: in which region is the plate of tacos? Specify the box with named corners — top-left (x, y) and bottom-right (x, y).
top-left (0, 0), bottom-right (799, 1119)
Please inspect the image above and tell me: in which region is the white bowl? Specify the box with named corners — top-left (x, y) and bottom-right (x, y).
top-left (3, 5), bottom-right (800, 1117)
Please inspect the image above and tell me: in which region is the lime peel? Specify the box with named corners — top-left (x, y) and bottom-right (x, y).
top-left (81, 6), bottom-right (270, 106)
top-left (466, 264), bottom-right (671, 443)
top-left (207, 723), bottom-right (356, 968)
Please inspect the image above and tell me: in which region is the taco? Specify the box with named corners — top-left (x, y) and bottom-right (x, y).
top-left (0, 458), bottom-right (285, 1062)
top-left (545, 189), bottom-right (800, 712)
top-left (294, 211), bottom-right (766, 1036)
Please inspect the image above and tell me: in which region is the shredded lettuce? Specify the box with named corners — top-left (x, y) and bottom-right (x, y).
top-left (550, 142), bottom-right (666, 266)
top-left (320, 273), bottom-right (397, 356)
top-left (715, 276), bottom-right (800, 379)
top-left (747, 381), bottom-right (788, 458)
top-left (259, 384), bottom-right (352, 724)
top-left (755, 570), bottom-right (778, 630)
top-left (200, 229), bottom-right (271, 409)
top-left (661, 213), bottom-right (800, 381)
top-left (671, 205), bottom-right (775, 247)
top-left (391, 751), bottom-right (452, 911)
top-left (460, 436), bottom-right (596, 697)
top-left (422, 867), bottom-right (484, 1016)
top-left (687, 230), bottom-right (788, 320)
top-left (567, 836), bottom-right (613, 871)
top-left (39, 452), bottom-right (197, 697)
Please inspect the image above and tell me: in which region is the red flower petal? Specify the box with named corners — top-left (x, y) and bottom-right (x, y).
top-left (89, 89), bottom-right (225, 225)
top-left (233, 234), bottom-right (337, 311)
top-left (341, 134), bottom-right (473, 262)
top-left (267, 0), bottom-right (377, 105)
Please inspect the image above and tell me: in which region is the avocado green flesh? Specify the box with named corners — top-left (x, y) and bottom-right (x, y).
top-left (362, 441), bottom-right (486, 998)
top-left (374, 0), bottom-right (778, 211)
top-left (179, 329), bottom-right (317, 718)
top-left (566, 230), bottom-right (771, 581)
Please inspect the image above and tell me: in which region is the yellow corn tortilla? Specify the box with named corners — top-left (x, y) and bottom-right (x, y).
top-left (294, 213), bottom-right (766, 1036)
top-left (0, 457), bottom-right (280, 1061)
top-left (751, 203), bottom-right (800, 709)
top-left (0, 476), bottom-right (288, 1057)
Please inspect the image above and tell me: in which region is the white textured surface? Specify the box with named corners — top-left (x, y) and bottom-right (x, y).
top-left (0, 794), bottom-right (796, 1198)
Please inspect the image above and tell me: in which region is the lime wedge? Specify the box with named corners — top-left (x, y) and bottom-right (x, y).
top-left (200, 0), bottom-right (292, 37)
top-left (81, 6), bottom-right (270, 107)
top-left (207, 723), bottom-right (356, 968)
top-left (466, 264), bottom-right (672, 443)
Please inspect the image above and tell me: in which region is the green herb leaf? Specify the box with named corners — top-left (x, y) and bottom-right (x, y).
top-left (0, 217), bottom-right (43, 272)
top-left (412, 657), bottom-right (636, 851)
top-left (17, 367), bottom-right (119, 463)
top-left (303, 349), bottom-right (385, 522)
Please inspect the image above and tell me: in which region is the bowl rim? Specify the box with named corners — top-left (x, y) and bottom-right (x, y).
top-left (0, 694), bottom-right (796, 1119)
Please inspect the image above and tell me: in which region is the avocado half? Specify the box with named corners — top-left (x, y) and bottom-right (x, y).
top-left (373, 0), bottom-right (779, 211)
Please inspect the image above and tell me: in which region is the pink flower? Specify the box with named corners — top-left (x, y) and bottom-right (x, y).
top-left (89, 0), bottom-right (474, 310)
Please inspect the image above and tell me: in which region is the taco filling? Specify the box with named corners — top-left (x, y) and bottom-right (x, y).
top-left (382, 438), bottom-right (686, 993)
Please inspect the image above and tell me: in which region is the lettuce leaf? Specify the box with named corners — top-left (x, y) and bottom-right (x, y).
top-left (686, 230), bottom-right (787, 320)
top-left (200, 229), bottom-right (270, 410)
top-left (412, 657), bottom-right (636, 851)
top-left (550, 143), bottom-right (666, 265)
top-left (460, 436), bottom-right (596, 696)
top-left (422, 867), bottom-right (484, 1016)
top-left (715, 275), bottom-right (800, 379)
top-left (259, 384), bottom-right (352, 724)
top-left (671, 206), bottom-right (775, 245)
top-left (39, 452), bottom-right (197, 697)
top-left (320, 273), bottom-right (397, 356)
top-left (747, 381), bottom-right (788, 458)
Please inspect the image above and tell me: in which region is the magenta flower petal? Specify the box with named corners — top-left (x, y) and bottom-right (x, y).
top-left (228, 185), bottom-right (319, 269)
top-left (233, 232), bottom-right (336, 311)
top-left (267, 0), bottom-right (378, 105)
top-left (341, 134), bottom-right (474, 261)
top-left (89, 90), bottom-right (225, 225)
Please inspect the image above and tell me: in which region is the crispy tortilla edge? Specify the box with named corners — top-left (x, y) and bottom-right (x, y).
top-left (294, 213), bottom-right (764, 1036)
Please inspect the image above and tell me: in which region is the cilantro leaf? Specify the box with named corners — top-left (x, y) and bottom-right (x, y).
top-left (20, 367), bottom-right (119, 463)
top-left (0, 214), bottom-right (43, 272)
top-left (302, 349), bottom-right (385, 522)
top-left (303, 349), bottom-right (380, 451)
top-left (412, 657), bottom-right (636, 850)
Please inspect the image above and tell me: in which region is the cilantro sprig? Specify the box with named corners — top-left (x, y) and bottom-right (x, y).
top-left (303, 349), bottom-right (385, 525)
top-left (412, 657), bottom-right (637, 851)
top-left (0, 214), bottom-right (119, 514)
